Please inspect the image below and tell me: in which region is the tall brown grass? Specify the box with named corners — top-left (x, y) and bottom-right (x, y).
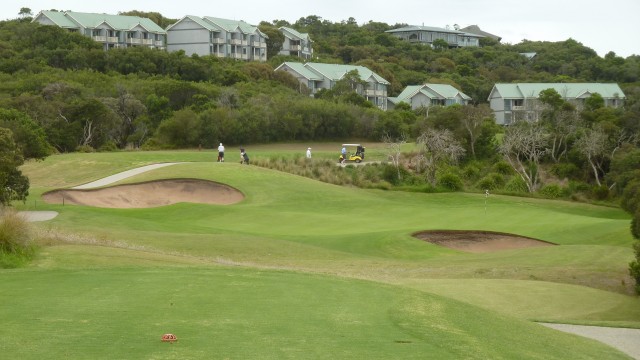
top-left (0, 208), bottom-right (35, 268)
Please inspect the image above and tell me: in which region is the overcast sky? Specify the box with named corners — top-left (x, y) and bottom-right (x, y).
top-left (7, 0), bottom-right (639, 58)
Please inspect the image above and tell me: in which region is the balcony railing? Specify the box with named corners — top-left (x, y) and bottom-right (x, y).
top-left (107, 36), bottom-right (119, 43)
top-left (511, 106), bottom-right (525, 110)
top-left (142, 39), bottom-right (153, 45)
top-left (92, 36), bottom-right (106, 42)
top-left (252, 41), bottom-right (266, 48)
top-left (154, 40), bottom-right (164, 47)
top-left (231, 53), bottom-right (249, 60)
top-left (289, 44), bottom-right (301, 51)
top-left (127, 38), bottom-right (142, 44)
top-left (365, 89), bottom-right (387, 97)
top-left (211, 38), bottom-right (225, 44)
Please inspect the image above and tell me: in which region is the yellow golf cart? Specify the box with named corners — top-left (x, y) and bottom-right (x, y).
top-left (339, 143), bottom-right (366, 163)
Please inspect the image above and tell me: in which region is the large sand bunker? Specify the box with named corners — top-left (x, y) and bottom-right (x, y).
top-left (413, 230), bottom-right (555, 253)
top-left (43, 179), bottom-right (244, 208)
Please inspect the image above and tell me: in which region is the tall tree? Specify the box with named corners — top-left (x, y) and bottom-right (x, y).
top-left (499, 121), bottom-right (549, 192)
top-left (415, 128), bottom-right (465, 186)
top-left (101, 86), bottom-right (146, 148)
top-left (18, 7), bottom-right (32, 20)
top-left (460, 104), bottom-right (493, 158)
top-left (0, 128), bottom-right (29, 205)
top-left (258, 24), bottom-right (284, 59)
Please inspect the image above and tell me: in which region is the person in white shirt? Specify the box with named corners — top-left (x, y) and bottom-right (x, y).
top-left (306, 147), bottom-right (312, 158)
top-left (217, 143), bottom-right (225, 162)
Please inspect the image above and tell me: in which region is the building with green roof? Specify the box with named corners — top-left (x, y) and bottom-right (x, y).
top-left (279, 27), bottom-right (313, 59)
top-left (32, 10), bottom-right (166, 50)
top-left (166, 16), bottom-right (267, 62)
top-left (275, 62), bottom-right (390, 109)
top-left (388, 84), bottom-right (472, 110)
top-left (488, 83), bottom-right (626, 125)
top-left (385, 25), bottom-right (482, 48)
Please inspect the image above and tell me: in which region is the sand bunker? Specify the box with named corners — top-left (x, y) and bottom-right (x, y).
top-left (43, 179), bottom-right (243, 208)
top-left (413, 230), bottom-right (555, 253)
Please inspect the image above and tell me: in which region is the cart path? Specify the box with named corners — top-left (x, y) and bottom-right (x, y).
top-left (72, 162), bottom-right (183, 189)
top-left (540, 323), bottom-right (640, 359)
top-left (19, 162), bottom-right (183, 222)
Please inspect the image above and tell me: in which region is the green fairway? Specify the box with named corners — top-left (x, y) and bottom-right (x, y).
top-left (4, 150), bottom-right (639, 358)
top-left (0, 266), bottom-right (631, 359)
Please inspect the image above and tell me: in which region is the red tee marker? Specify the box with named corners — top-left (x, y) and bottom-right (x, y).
top-left (161, 334), bottom-right (177, 342)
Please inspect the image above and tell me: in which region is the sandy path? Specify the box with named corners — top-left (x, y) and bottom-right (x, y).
top-left (17, 211), bottom-right (59, 222)
top-left (20, 162), bottom-right (183, 221)
top-left (73, 162), bottom-right (182, 189)
top-left (540, 323), bottom-right (640, 359)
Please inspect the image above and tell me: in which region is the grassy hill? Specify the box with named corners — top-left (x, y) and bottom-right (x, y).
top-left (3, 149), bottom-right (638, 358)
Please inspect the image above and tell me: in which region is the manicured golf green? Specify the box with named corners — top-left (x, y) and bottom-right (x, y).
top-left (3, 149), bottom-right (638, 359)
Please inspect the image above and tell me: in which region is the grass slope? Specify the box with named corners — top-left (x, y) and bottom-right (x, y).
top-left (5, 150), bottom-right (638, 358)
top-left (0, 267), bottom-right (630, 360)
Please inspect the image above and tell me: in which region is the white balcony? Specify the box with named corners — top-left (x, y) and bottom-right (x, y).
top-left (512, 106), bottom-right (525, 110)
top-left (211, 38), bottom-right (225, 44)
top-left (230, 39), bottom-right (243, 45)
top-left (154, 40), bottom-right (164, 47)
top-left (107, 36), bottom-right (119, 43)
top-left (92, 36), bottom-right (106, 42)
top-left (289, 44), bottom-right (301, 51)
top-left (142, 39), bottom-right (153, 45)
top-left (127, 38), bottom-right (142, 44)
top-left (253, 41), bottom-right (266, 48)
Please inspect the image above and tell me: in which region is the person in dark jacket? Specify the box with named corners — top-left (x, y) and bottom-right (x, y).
top-left (240, 148), bottom-right (249, 165)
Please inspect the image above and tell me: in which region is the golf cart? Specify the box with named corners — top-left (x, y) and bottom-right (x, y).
top-left (339, 143), bottom-right (366, 163)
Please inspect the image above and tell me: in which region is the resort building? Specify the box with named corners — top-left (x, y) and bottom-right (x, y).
top-left (385, 25), bottom-right (482, 48)
top-left (32, 10), bottom-right (166, 50)
top-left (279, 27), bottom-right (313, 59)
top-left (275, 62), bottom-right (390, 109)
top-left (166, 16), bottom-right (267, 61)
top-left (488, 83), bottom-right (626, 125)
top-left (388, 84), bottom-right (472, 110)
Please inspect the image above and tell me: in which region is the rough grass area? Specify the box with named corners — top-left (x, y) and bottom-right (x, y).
top-left (0, 209), bottom-right (36, 268)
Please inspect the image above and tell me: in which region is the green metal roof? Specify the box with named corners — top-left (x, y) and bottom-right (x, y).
top-left (304, 63), bottom-right (390, 84)
top-left (279, 26), bottom-right (311, 42)
top-left (203, 17), bottom-right (264, 36)
top-left (386, 25), bottom-right (483, 38)
top-left (166, 15), bottom-right (217, 31)
top-left (34, 10), bottom-right (77, 28)
top-left (492, 83), bottom-right (626, 99)
top-left (387, 25), bottom-right (459, 34)
top-left (395, 84), bottom-right (471, 102)
top-left (35, 10), bottom-right (165, 33)
top-left (276, 62), bottom-right (323, 81)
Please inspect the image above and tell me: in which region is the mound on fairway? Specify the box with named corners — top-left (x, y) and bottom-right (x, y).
top-left (42, 178), bottom-right (243, 208)
top-left (414, 230), bottom-right (556, 253)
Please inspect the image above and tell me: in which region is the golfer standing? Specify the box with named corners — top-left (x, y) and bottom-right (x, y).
top-left (306, 147), bottom-right (312, 158)
top-left (217, 143), bottom-right (225, 162)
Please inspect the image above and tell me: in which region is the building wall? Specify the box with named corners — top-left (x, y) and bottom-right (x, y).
top-left (489, 96), bottom-right (506, 125)
top-left (410, 92), bottom-right (431, 109)
top-left (167, 20), bottom-right (212, 56)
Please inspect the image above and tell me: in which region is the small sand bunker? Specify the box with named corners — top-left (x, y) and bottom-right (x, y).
top-left (42, 179), bottom-right (243, 208)
top-left (413, 230), bottom-right (555, 253)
